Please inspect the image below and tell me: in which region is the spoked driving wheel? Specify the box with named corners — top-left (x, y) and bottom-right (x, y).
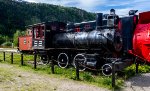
top-left (102, 64), bottom-right (112, 76)
top-left (57, 53), bottom-right (69, 68)
top-left (73, 54), bottom-right (86, 71)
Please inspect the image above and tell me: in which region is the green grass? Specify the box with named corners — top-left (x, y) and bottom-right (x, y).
top-left (1, 52), bottom-right (150, 89)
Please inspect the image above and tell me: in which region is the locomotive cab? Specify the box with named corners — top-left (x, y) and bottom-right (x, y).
top-left (32, 21), bottom-right (66, 50)
top-left (32, 24), bottom-right (45, 49)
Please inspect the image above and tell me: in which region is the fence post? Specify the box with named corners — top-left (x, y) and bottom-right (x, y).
top-left (136, 62), bottom-right (139, 74)
top-left (11, 52), bottom-right (13, 64)
top-left (34, 51), bottom-right (37, 69)
top-left (51, 56), bottom-right (54, 74)
top-left (21, 53), bottom-right (24, 66)
top-left (3, 52), bottom-right (5, 61)
top-left (75, 59), bottom-right (79, 80)
top-left (112, 61), bottom-right (115, 88)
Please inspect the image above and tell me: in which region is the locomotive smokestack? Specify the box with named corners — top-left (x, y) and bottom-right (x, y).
top-left (96, 13), bottom-right (103, 29)
top-left (110, 9), bottom-right (115, 15)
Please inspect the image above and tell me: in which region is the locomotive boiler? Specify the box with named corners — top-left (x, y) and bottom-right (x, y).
top-left (53, 29), bottom-right (122, 52)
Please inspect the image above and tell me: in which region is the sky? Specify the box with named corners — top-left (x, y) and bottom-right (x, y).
top-left (24, 0), bottom-right (150, 15)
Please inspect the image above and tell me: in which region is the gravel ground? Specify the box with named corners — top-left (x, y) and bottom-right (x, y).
top-left (0, 63), bottom-right (109, 91)
top-left (122, 73), bottom-right (150, 91)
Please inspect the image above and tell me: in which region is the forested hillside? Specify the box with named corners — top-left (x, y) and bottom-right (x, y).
top-left (0, 0), bottom-right (95, 39)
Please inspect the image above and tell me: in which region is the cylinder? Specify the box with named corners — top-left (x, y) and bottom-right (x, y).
top-left (85, 54), bottom-right (98, 69)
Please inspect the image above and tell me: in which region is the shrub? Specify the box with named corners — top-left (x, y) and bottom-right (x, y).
top-left (123, 64), bottom-right (150, 78)
top-left (0, 36), bottom-right (5, 45)
top-left (1, 42), bottom-right (12, 47)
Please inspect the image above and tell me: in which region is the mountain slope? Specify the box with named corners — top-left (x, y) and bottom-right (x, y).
top-left (0, 0), bottom-right (95, 36)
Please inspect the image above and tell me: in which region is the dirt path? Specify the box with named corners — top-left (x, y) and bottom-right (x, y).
top-left (0, 63), bottom-right (109, 91)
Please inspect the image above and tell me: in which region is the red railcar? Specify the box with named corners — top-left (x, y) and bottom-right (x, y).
top-left (18, 36), bottom-right (32, 52)
top-left (18, 27), bottom-right (33, 53)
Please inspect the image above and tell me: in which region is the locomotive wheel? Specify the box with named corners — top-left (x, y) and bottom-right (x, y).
top-left (40, 55), bottom-right (49, 65)
top-left (73, 54), bottom-right (86, 71)
top-left (57, 53), bottom-right (69, 68)
top-left (102, 64), bottom-right (112, 76)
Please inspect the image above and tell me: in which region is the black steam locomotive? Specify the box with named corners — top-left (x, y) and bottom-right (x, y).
top-left (20, 9), bottom-right (138, 76)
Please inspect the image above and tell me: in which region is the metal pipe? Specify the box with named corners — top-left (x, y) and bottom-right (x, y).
top-left (76, 59), bottom-right (79, 80)
top-left (11, 52), bottom-right (13, 64)
top-left (112, 61), bottom-right (115, 88)
top-left (21, 53), bottom-right (23, 66)
top-left (3, 52), bottom-right (5, 61)
top-left (51, 56), bottom-right (54, 74)
top-left (34, 51), bottom-right (37, 69)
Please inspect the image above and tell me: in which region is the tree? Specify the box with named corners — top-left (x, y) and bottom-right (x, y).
top-left (13, 30), bottom-right (25, 46)
top-left (0, 35), bottom-right (5, 45)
